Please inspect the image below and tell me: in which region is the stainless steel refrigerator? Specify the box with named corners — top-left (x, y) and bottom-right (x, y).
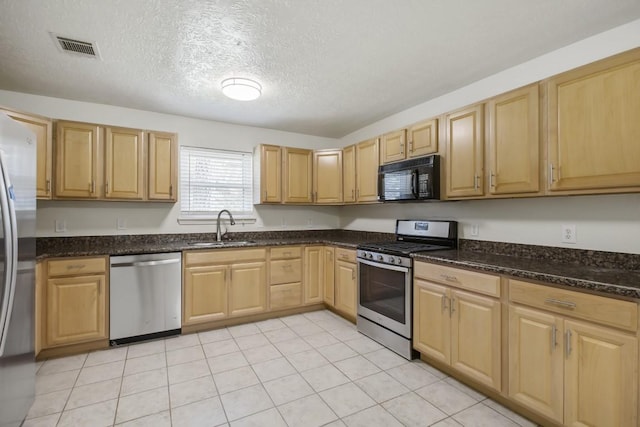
top-left (0, 112), bottom-right (36, 427)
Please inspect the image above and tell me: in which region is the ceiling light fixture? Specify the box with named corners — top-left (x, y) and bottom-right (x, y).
top-left (221, 77), bottom-right (262, 101)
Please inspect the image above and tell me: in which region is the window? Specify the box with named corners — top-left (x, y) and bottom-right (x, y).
top-left (180, 146), bottom-right (253, 218)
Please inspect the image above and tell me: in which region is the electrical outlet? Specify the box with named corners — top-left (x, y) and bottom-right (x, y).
top-left (307, 218), bottom-right (313, 228)
top-left (54, 220), bottom-right (67, 233)
top-left (470, 224), bottom-right (479, 237)
top-left (116, 218), bottom-right (127, 230)
top-left (561, 224), bottom-right (577, 244)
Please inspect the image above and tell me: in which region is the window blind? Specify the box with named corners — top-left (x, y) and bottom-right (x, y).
top-left (180, 146), bottom-right (253, 217)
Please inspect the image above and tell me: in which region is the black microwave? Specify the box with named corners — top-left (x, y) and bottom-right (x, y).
top-left (378, 155), bottom-right (440, 201)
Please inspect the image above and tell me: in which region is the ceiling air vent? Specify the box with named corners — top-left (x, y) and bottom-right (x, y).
top-left (51, 34), bottom-right (101, 59)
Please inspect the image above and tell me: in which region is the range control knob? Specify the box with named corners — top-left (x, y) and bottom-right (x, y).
top-left (376, 254), bottom-right (384, 261)
top-left (395, 257), bottom-right (403, 265)
top-left (367, 252), bottom-right (373, 259)
top-left (387, 256), bottom-right (395, 264)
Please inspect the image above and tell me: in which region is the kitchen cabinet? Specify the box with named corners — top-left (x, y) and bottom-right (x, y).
top-left (269, 246), bottom-right (303, 310)
top-left (342, 145), bottom-right (356, 203)
top-left (183, 248), bottom-right (267, 326)
top-left (445, 104), bottom-right (484, 198)
top-left (508, 279), bottom-right (638, 426)
top-left (148, 131), bottom-right (177, 201)
top-left (44, 257), bottom-right (108, 348)
top-left (254, 144), bottom-right (282, 203)
top-left (547, 48), bottom-right (640, 193)
top-left (304, 246), bottom-right (324, 304)
top-left (104, 127), bottom-right (144, 200)
top-left (355, 138), bottom-right (380, 202)
top-left (323, 246), bottom-right (335, 306)
top-left (283, 147), bottom-right (313, 203)
top-left (2, 109), bottom-right (53, 199)
top-left (413, 262), bottom-right (501, 391)
top-left (313, 149), bottom-right (342, 204)
top-left (486, 84), bottom-right (540, 195)
top-left (380, 129), bottom-right (406, 164)
top-left (334, 248), bottom-right (357, 318)
top-left (55, 121), bottom-right (101, 199)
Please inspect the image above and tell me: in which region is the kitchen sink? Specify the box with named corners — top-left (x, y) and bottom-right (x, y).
top-left (187, 241), bottom-right (255, 247)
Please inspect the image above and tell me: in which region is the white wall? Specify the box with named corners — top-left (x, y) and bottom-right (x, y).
top-left (0, 90), bottom-right (341, 236)
top-left (338, 19), bottom-right (640, 255)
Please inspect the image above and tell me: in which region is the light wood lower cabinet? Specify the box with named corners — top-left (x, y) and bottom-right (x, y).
top-left (304, 246), bottom-right (324, 304)
top-left (413, 262), bottom-right (501, 391)
top-left (43, 257), bottom-right (108, 348)
top-left (183, 249), bottom-right (267, 326)
top-left (508, 279), bottom-right (638, 426)
top-left (334, 248), bottom-right (357, 318)
top-left (268, 246), bottom-right (303, 310)
top-left (323, 247), bottom-right (335, 306)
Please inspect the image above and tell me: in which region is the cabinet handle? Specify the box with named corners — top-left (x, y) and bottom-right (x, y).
top-left (551, 324), bottom-right (558, 350)
top-left (46, 179), bottom-right (51, 193)
top-left (169, 185), bottom-right (173, 197)
top-left (565, 329), bottom-right (572, 356)
top-left (474, 175), bottom-right (479, 190)
top-left (105, 181), bottom-right (109, 194)
top-left (549, 164), bottom-right (555, 184)
top-left (314, 191), bottom-right (318, 202)
top-left (283, 251), bottom-right (292, 256)
top-left (544, 298), bottom-right (576, 309)
top-left (264, 190), bottom-right (267, 200)
top-left (352, 270), bottom-right (355, 280)
top-left (400, 142), bottom-right (404, 155)
top-left (440, 274), bottom-right (457, 282)
top-left (489, 172), bottom-right (495, 188)
top-left (90, 180), bottom-right (95, 194)
top-left (351, 189), bottom-right (354, 199)
top-left (408, 141), bottom-right (413, 152)
top-left (66, 264), bottom-right (86, 270)
top-left (450, 297), bottom-right (455, 315)
top-left (441, 295), bottom-right (449, 312)
top-left (356, 189), bottom-right (359, 199)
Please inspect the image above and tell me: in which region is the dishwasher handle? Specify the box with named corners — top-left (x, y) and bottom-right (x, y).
top-left (111, 258), bottom-right (181, 268)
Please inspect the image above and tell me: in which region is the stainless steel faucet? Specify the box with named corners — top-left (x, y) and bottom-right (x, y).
top-left (216, 209), bottom-right (236, 241)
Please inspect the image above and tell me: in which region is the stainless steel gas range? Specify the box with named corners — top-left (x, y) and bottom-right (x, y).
top-left (356, 219), bottom-right (457, 359)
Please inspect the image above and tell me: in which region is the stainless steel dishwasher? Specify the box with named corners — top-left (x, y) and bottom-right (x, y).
top-left (110, 252), bottom-right (182, 345)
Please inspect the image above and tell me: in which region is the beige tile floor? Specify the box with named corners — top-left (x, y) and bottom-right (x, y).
top-left (26, 310), bottom-right (538, 427)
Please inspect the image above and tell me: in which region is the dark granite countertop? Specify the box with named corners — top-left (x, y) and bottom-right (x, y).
top-left (413, 249), bottom-right (640, 299)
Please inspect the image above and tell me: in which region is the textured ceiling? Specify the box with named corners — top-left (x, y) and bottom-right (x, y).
top-left (1, 0), bottom-right (640, 138)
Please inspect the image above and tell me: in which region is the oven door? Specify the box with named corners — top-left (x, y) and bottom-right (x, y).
top-left (357, 258), bottom-right (411, 338)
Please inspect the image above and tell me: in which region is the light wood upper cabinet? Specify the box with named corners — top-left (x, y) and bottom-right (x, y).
top-left (323, 247), bottom-right (335, 306)
top-left (3, 110), bottom-right (53, 199)
top-left (407, 118), bottom-right (438, 158)
top-left (44, 257), bottom-right (108, 348)
top-left (342, 145), bottom-right (356, 203)
top-left (55, 121), bottom-right (101, 199)
top-left (255, 144), bottom-right (282, 203)
top-left (445, 105), bottom-right (484, 198)
top-left (547, 49), bottom-right (640, 193)
top-left (148, 131), bottom-right (177, 201)
top-left (304, 246), bottom-right (324, 304)
top-left (355, 138), bottom-right (380, 202)
top-left (380, 130), bottom-right (406, 164)
top-left (313, 149), bottom-right (342, 204)
top-left (487, 84), bottom-right (540, 195)
top-left (283, 147), bottom-right (313, 203)
top-left (229, 261), bottom-right (267, 317)
top-left (183, 264), bottom-right (228, 325)
top-left (104, 127), bottom-right (144, 200)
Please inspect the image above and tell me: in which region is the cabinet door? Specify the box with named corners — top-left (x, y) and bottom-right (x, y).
top-left (381, 130), bottom-right (406, 164)
top-left (355, 138), bottom-right (380, 202)
top-left (46, 274), bottom-right (107, 346)
top-left (229, 261), bottom-right (267, 317)
top-left (260, 144), bottom-right (282, 203)
top-left (334, 260), bottom-right (357, 317)
top-left (148, 132), bottom-right (177, 201)
top-left (183, 265), bottom-right (228, 325)
top-left (450, 288), bottom-right (501, 391)
top-left (487, 84), bottom-right (540, 194)
top-left (105, 127), bottom-right (144, 200)
top-left (445, 105), bottom-right (484, 198)
top-left (508, 305), bottom-right (563, 423)
top-left (55, 121), bottom-right (100, 198)
top-left (548, 50), bottom-right (640, 192)
top-left (342, 145), bottom-right (356, 203)
top-left (408, 118), bottom-right (438, 158)
top-left (564, 320), bottom-right (638, 427)
top-left (283, 147), bottom-right (312, 203)
top-left (304, 246), bottom-right (324, 304)
top-left (323, 247), bottom-right (335, 306)
top-left (313, 150), bottom-right (342, 204)
top-left (413, 279), bottom-right (450, 364)
top-left (4, 111), bottom-right (53, 199)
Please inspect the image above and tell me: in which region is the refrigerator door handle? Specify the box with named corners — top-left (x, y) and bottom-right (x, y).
top-left (0, 149), bottom-right (18, 356)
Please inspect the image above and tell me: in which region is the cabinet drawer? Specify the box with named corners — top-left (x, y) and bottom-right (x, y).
top-left (335, 248), bottom-right (356, 264)
top-left (270, 246), bottom-right (302, 259)
top-left (270, 259), bottom-right (302, 285)
top-left (414, 262), bottom-right (500, 297)
top-left (270, 283), bottom-right (302, 309)
top-left (509, 279), bottom-right (638, 332)
top-left (185, 248), bottom-right (266, 266)
top-left (48, 257), bottom-right (106, 277)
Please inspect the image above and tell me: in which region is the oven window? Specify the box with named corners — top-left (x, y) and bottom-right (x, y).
top-left (359, 262), bottom-right (406, 324)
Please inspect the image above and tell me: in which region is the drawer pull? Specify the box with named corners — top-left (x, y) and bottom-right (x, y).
top-left (440, 274), bottom-right (457, 282)
top-left (340, 254), bottom-right (348, 259)
top-left (544, 298), bottom-right (576, 309)
top-left (283, 251), bottom-right (292, 256)
top-left (66, 264), bottom-right (86, 270)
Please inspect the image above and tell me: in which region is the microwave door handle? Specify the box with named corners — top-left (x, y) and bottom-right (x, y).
top-left (411, 170), bottom-right (419, 198)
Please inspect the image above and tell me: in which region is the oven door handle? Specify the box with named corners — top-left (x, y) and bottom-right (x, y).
top-left (357, 258), bottom-right (410, 273)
